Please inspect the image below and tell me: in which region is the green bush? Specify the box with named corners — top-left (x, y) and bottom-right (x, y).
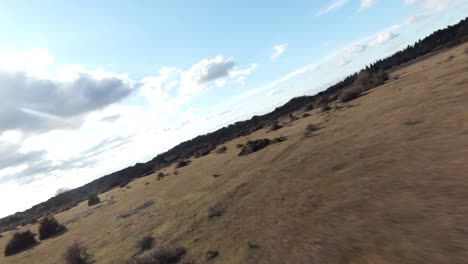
top-left (87, 194), bottom-right (100, 206)
top-left (4, 230), bottom-right (37, 256)
top-left (38, 215), bottom-right (66, 240)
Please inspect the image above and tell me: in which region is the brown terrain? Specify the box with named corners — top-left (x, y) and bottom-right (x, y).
top-left (0, 43), bottom-right (467, 264)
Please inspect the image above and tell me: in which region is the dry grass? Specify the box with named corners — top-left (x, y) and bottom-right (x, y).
top-left (1, 43), bottom-right (467, 264)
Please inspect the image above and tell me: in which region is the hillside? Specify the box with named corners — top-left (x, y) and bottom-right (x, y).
top-left (0, 18), bottom-right (467, 234)
top-left (0, 40), bottom-right (467, 263)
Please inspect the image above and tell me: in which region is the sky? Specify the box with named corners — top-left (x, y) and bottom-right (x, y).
top-left (0, 0), bottom-right (467, 217)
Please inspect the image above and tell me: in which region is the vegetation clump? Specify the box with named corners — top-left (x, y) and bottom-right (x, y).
top-left (215, 146), bottom-right (227, 154)
top-left (64, 241), bottom-right (92, 264)
top-left (4, 230), bottom-right (38, 256)
top-left (304, 103), bottom-right (314, 111)
top-left (205, 249), bottom-right (219, 260)
top-left (208, 207), bottom-right (224, 219)
top-left (137, 235), bottom-right (155, 252)
top-left (156, 172), bottom-right (166, 180)
top-left (87, 194), bottom-right (100, 206)
top-left (268, 121), bottom-right (283, 132)
top-left (320, 104), bottom-right (331, 112)
top-left (175, 160), bottom-right (191, 169)
top-left (126, 246), bottom-right (188, 264)
top-left (304, 124), bottom-right (320, 137)
top-left (238, 137), bottom-right (287, 156)
top-left (38, 215), bottom-right (66, 240)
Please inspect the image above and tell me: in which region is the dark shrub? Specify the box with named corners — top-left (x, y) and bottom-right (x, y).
top-left (64, 241), bottom-right (92, 264)
top-left (127, 246), bottom-right (187, 264)
top-left (238, 137), bottom-right (287, 156)
top-left (320, 104), bottom-right (331, 112)
top-left (314, 96), bottom-right (328, 108)
top-left (205, 249), bottom-right (219, 260)
top-left (212, 174), bottom-right (221, 178)
top-left (369, 71), bottom-right (389, 88)
top-left (288, 114), bottom-right (299, 122)
top-left (238, 139), bottom-right (271, 156)
top-left (304, 124), bottom-right (320, 137)
top-left (156, 172), bottom-right (165, 180)
top-left (339, 88), bottom-right (361, 102)
top-left (137, 235), bottom-right (155, 252)
top-left (173, 170), bottom-right (179, 175)
top-left (175, 160), bottom-right (190, 169)
top-left (304, 103), bottom-right (314, 111)
top-left (215, 146), bottom-right (227, 154)
top-left (4, 230), bottom-right (37, 256)
top-left (268, 121), bottom-right (282, 132)
top-left (38, 215), bottom-right (66, 240)
top-left (208, 207), bottom-right (224, 219)
top-left (235, 143), bottom-right (244, 149)
top-left (87, 194), bottom-right (100, 206)
top-left (328, 93), bottom-right (339, 102)
top-left (302, 113), bottom-right (311, 118)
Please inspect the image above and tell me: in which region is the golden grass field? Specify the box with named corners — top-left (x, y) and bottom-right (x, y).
top-left (1, 43), bottom-right (468, 264)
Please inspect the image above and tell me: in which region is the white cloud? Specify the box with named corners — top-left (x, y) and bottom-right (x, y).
top-left (403, 0), bottom-right (458, 11)
top-left (139, 67), bottom-right (180, 106)
top-left (178, 56), bottom-right (256, 95)
top-left (271, 43), bottom-right (289, 60)
top-left (0, 48), bottom-right (54, 77)
top-left (358, 0), bottom-right (378, 12)
top-left (315, 0), bottom-right (349, 16)
top-left (369, 31), bottom-right (399, 46)
top-left (178, 56), bottom-right (236, 95)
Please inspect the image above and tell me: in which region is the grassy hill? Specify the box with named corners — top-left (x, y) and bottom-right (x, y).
top-left (1, 41), bottom-right (467, 263)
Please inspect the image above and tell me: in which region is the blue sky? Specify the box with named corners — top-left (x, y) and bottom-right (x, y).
top-left (0, 0), bottom-right (467, 217)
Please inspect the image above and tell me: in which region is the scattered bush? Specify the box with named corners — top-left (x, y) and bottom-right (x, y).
top-left (288, 114), bottom-right (299, 122)
top-left (208, 207), bottom-right (224, 219)
top-left (304, 124), bottom-right (320, 137)
top-left (137, 235), bottom-right (155, 252)
top-left (126, 246), bottom-right (188, 264)
top-left (4, 230), bottom-right (37, 256)
top-left (235, 143), bottom-right (244, 149)
top-left (38, 215), bottom-right (66, 240)
top-left (320, 104), bottom-right (331, 112)
top-left (328, 93), bottom-right (339, 102)
top-left (175, 160), bottom-right (191, 169)
top-left (403, 120), bottom-right (423, 126)
top-left (238, 137), bottom-right (287, 156)
top-left (64, 241), bottom-right (92, 264)
top-left (304, 103), bottom-right (314, 111)
top-left (156, 172), bottom-right (166, 181)
top-left (215, 146), bottom-right (227, 154)
top-left (353, 70), bottom-right (389, 92)
top-left (302, 113), bottom-right (311, 118)
top-left (212, 174), bottom-right (221, 178)
top-left (87, 194), bottom-right (100, 206)
top-left (247, 241), bottom-right (259, 249)
top-left (174, 170), bottom-right (179, 175)
top-left (205, 249), bottom-right (219, 260)
top-left (339, 87), bottom-right (361, 102)
top-left (313, 96), bottom-right (328, 108)
top-left (268, 121), bottom-right (282, 132)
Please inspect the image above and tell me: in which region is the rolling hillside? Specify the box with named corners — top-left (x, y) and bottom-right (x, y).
top-left (1, 41), bottom-right (467, 264)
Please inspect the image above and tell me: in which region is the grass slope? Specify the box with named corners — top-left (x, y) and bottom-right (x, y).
top-left (1, 43), bottom-right (468, 264)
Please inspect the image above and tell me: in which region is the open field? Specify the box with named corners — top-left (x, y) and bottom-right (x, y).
top-left (1, 43), bottom-right (467, 264)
